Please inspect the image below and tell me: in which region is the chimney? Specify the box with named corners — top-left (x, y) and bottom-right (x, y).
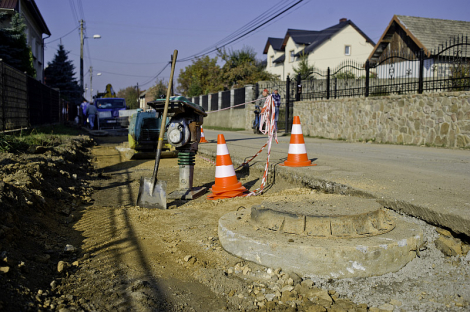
top-left (340, 18), bottom-right (347, 23)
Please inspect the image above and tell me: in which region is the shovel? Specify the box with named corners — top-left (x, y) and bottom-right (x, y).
top-left (136, 50), bottom-right (178, 209)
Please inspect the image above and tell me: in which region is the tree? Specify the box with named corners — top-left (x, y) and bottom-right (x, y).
top-left (218, 46), bottom-right (276, 89)
top-left (117, 86), bottom-right (139, 109)
top-left (293, 52), bottom-right (315, 80)
top-left (44, 44), bottom-right (81, 104)
top-left (176, 46), bottom-right (276, 96)
top-left (0, 12), bottom-right (36, 77)
top-left (177, 55), bottom-right (222, 96)
top-left (148, 79), bottom-right (168, 100)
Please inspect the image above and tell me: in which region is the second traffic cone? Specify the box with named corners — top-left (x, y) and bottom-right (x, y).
top-left (200, 126), bottom-right (208, 143)
top-left (207, 134), bottom-right (247, 200)
top-left (280, 116), bottom-right (317, 167)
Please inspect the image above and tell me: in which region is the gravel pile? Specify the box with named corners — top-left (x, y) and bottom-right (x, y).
top-left (308, 210), bottom-right (470, 311)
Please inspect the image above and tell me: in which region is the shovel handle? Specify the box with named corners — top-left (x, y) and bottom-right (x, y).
top-left (151, 50), bottom-right (178, 185)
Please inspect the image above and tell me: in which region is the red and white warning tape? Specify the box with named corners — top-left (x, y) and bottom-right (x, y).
top-left (198, 94), bottom-right (279, 196)
top-left (246, 94), bottom-right (278, 196)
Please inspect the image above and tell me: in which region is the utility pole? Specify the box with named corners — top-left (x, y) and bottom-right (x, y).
top-left (170, 55), bottom-right (174, 96)
top-left (89, 66), bottom-right (93, 101)
top-left (136, 82), bottom-right (140, 109)
top-left (80, 19), bottom-right (84, 98)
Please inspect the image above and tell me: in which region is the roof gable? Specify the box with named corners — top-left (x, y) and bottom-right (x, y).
top-left (281, 29), bottom-right (319, 50)
top-left (397, 15), bottom-right (470, 52)
top-left (263, 37), bottom-right (284, 54)
top-left (0, 0), bottom-right (50, 35)
top-left (300, 20), bottom-right (375, 55)
top-left (368, 15), bottom-right (470, 61)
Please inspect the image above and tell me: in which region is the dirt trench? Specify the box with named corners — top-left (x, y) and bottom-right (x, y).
top-left (1, 134), bottom-right (469, 312)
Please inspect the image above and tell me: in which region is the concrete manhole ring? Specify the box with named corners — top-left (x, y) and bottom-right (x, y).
top-left (219, 196), bottom-right (423, 278)
top-left (251, 197), bottom-right (396, 238)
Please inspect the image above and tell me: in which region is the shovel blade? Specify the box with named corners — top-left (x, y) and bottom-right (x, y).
top-left (136, 177), bottom-right (167, 209)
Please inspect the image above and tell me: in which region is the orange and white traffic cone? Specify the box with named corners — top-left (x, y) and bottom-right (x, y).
top-left (280, 116), bottom-right (317, 167)
top-left (200, 126), bottom-right (208, 143)
top-left (207, 134), bottom-right (247, 200)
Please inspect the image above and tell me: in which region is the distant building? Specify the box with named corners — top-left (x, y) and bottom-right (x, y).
top-left (264, 18), bottom-right (375, 80)
top-left (0, 0), bottom-right (51, 82)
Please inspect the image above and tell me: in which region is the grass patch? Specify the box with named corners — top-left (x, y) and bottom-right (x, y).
top-left (0, 125), bottom-right (81, 153)
top-left (203, 126), bottom-right (245, 131)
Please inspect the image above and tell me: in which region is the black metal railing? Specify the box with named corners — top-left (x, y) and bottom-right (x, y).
top-left (210, 93), bottom-right (218, 111)
top-left (297, 34), bottom-right (470, 100)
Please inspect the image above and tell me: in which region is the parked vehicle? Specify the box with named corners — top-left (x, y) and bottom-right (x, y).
top-left (94, 97), bottom-right (128, 129)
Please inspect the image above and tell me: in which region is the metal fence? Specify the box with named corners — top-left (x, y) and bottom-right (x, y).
top-left (299, 34), bottom-right (470, 100)
top-left (1, 60), bottom-right (64, 132)
top-left (233, 88), bottom-right (245, 109)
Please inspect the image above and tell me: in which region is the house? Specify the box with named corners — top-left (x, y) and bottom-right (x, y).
top-left (368, 15), bottom-right (470, 79)
top-left (0, 0), bottom-right (51, 82)
top-left (264, 18), bottom-right (375, 80)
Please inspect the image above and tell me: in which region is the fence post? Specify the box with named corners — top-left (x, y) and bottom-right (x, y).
top-left (365, 60), bottom-right (370, 97)
top-left (326, 67), bottom-right (330, 100)
top-left (334, 77), bottom-right (337, 99)
top-left (285, 75), bottom-right (290, 134)
top-left (296, 73), bottom-right (301, 101)
top-left (1, 61), bottom-right (4, 131)
top-left (418, 48), bottom-right (424, 94)
top-left (218, 91), bottom-right (222, 111)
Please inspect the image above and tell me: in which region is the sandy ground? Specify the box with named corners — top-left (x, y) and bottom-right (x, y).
top-left (0, 134), bottom-right (469, 311)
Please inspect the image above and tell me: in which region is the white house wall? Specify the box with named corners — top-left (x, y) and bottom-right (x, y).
top-left (307, 25), bottom-right (374, 71)
top-left (266, 45), bottom-right (284, 79)
top-left (283, 37), bottom-right (306, 80)
top-left (19, 0), bottom-right (45, 81)
top-left (375, 59), bottom-right (437, 79)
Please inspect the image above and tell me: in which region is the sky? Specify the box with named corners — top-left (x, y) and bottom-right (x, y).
top-left (36, 0), bottom-right (470, 101)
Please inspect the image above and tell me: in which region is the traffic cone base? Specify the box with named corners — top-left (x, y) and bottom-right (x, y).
top-left (200, 126), bottom-right (208, 143)
top-left (207, 134), bottom-right (247, 200)
top-left (280, 116), bottom-right (317, 167)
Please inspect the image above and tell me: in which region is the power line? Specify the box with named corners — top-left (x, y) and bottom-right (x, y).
top-left (137, 0), bottom-right (306, 88)
top-left (184, 0), bottom-right (293, 60)
top-left (76, 0), bottom-right (86, 21)
top-left (94, 69), bottom-right (156, 78)
top-left (178, 0), bottom-right (306, 62)
top-left (139, 62), bottom-right (170, 87)
top-left (68, 0), bottom-right (79, 25)
top-left (44, 26), bottom-right (79, 44)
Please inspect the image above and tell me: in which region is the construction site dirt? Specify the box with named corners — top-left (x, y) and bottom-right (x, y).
top-left (0, 134), bottom-right (469, 312)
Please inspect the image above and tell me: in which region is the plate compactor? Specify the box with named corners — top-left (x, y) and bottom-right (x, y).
top-left (127, 110), bottom-right (177, 159)
top-left (146, 96), bottom-right (208, 201)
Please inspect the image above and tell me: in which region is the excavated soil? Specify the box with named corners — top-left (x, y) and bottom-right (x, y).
top-left (1, 134), bottom-right (469, 312)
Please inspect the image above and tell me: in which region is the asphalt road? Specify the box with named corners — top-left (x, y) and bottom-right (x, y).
top-left (198, 129), bottom-right (470, 237)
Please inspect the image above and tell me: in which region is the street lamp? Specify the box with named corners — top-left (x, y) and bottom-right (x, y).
top-left (80, 19), bottom-right (101, 97)
top-left (89, 69), bottom-right (103, 101)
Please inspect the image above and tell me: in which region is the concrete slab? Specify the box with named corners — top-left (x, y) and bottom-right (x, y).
top-left (219, 203), bottom-right (423, 278)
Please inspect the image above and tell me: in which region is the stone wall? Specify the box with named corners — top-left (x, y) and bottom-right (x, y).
top-left (294, 92), bottom-right (470, 148)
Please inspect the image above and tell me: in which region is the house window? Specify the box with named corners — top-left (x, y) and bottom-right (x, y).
top-left (270, 55), bottom-right (274, 67)
top-left (345, 45), bottom-right (351, 56)
top-left (290, 50), bottom-right (295, 63)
